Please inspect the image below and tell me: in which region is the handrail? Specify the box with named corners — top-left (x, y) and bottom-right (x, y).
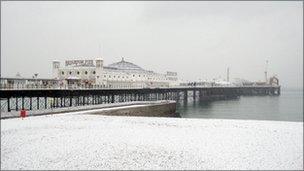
top-left (0, 83), bottom-right (280, 90)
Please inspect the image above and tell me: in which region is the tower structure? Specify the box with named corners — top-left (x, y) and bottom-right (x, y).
top-left (52, 60), bottom-right (60, 79)
top-left (95, 58), bottom-right (104, 85)
top-left (264, 60), bottom-right (268, 84)
top-left (227, 67), bottom-right (230, 82)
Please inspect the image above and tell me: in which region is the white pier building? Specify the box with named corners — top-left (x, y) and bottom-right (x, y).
top-left (53, 58), bottom-right (179, 88)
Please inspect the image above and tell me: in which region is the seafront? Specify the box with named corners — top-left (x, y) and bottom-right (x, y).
top-left (1, 1), bottom-right (302, 170)
top-left (1, 112), bottom-right (302, 170)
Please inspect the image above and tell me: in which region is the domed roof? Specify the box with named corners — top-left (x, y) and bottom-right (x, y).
top-left (107, 57), bottom-right (144, 71)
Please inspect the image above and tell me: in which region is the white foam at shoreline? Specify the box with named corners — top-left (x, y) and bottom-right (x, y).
top-left (1, 113), bottom-right (303, 170)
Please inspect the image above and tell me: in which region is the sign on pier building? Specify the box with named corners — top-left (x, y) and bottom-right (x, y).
top-left (65, 60), bottom-right (95, 67)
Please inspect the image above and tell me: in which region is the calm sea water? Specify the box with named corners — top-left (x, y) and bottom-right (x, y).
top-left (177, 88), bottom-right (303, 122)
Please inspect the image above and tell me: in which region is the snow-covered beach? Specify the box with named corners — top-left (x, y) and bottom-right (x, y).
top-left (1, 112), bottom-right (303, 170)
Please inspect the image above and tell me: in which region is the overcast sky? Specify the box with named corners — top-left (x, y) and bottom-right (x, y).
top-left (1, 1), bottom-right (303, 88)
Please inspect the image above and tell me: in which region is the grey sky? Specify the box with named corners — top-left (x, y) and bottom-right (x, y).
top-left (1, 1), bottom-right (303, 88)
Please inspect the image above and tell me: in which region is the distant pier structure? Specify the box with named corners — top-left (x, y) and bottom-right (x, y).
top-left (0, 58), bottom-right (281, 114)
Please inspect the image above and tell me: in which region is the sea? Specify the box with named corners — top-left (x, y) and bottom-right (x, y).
top-left (177, 88), bottom-right (303, 122)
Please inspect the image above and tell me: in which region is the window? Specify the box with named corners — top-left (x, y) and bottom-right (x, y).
top-left (93, 71), bottom-right (96, 74)
top-left (114, 76), bottom-right (116, 78)
top-left (133, 75), bottom-right (135, 77)
top-left (139, 75), bottom-right (140, 77)
top-left (85, 71), bottom-right (88, 75)
top-left (61, 71), bottom-right (64, 75)
top-left (69, 71), bottom-right (72, 75)
top-left (77, 71), bottom-right (80, 75)
top-left (104, 75), bottom-right (106, 78)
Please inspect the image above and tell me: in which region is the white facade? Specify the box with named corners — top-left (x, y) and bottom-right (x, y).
top-left (52, 58), bottom-right (179, 88)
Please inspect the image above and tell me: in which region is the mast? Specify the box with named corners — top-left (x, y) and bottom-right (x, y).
top-left (264, 60), bottom-right (268, 83)
top-left (227, 67), bottom-right (230, 82)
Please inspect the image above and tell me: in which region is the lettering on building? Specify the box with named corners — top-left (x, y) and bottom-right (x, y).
top-left (65, 60), bottom-right (95, 67)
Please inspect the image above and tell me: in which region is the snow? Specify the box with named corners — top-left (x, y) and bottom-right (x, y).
top-left (1, 113), bottom-right (303, 170)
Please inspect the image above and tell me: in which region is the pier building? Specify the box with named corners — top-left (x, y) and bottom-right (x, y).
top-left (53, 58), bottom-right (179, 88)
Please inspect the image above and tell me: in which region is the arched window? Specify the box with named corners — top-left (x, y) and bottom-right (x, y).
top-left (61, 71), bottom-right (64, 75)
top-left (85, 71), bottom-right (88, 75)
top-left (69, 71), bottom-right (72, 75)
top-left (77, 71), bottom-right (80, 75)
top-left (93, 71), bottom-right (96, 74)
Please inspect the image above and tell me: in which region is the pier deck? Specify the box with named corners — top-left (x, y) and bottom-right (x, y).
top-left (0, 86), bottom-right (280, 113)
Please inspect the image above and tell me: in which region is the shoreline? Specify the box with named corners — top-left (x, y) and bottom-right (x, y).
top-left (1, 100), bottom-right (177, 119)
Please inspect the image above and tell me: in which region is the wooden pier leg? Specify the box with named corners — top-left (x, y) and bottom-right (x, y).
top-left (16, 97), bottom-right (18, 111)
top-left (111, 94), bottom-right (115, 103)
top-left (184, 90), bottom-right (188, 103)
top-left (70, 96), bottom-right (73, 107)
top-left (59, 97), bottom-right (62, 107)
top-left (198, 90), bottom-right (202, 101)
top-left (45, 97), bottom-right (48, 109)
top-left (7, 98), bottom-right (11, 112)
top-left (37, 97), bottom-right (40, 110)
top-left (29, 97), bottom-right (32, 110)
top-left (22, 97), bottom-right (24, 110)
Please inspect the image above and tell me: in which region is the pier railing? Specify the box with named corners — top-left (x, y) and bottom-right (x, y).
top-left (0, 84), bottom-right (164, 90)
top-left (0, 83), bottom-right (278, 90)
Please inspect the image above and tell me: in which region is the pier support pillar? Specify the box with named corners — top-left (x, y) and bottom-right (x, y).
top-left (7, 98), bottom-right (10, 112)
top-left (70, 96), bottom-right (73, 107)
top-left (37, 97), bottom-right (40, 109)
top-left (184, 90), bottom-right (188, 103)
top-left (111, 94), bottom-right (115, 103)
top-left (199, 90), bottom-right (203, 101)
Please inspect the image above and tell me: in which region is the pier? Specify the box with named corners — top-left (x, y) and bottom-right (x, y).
top-left (0, 86), bottom-right (280, 113)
